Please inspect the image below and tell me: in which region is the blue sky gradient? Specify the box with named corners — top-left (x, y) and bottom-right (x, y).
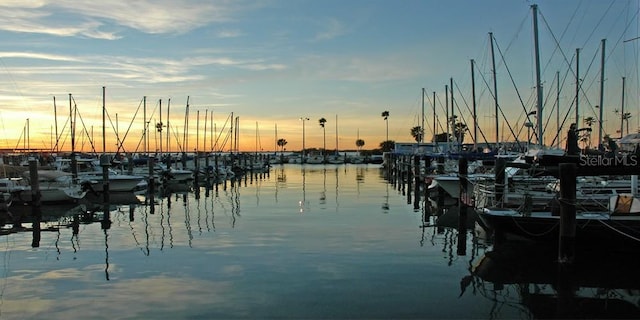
top-left (0, 0), bottom-right (637, 152)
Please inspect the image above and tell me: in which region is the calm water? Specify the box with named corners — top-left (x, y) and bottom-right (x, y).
top-left (1, 164), bottom-right (638, 319)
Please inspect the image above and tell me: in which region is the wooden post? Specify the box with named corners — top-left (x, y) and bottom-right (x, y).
top-left (100, 154), bottom-right (110, 203)
top-left (558, 162), bottom-right (577, 263)
top-left (413, 156), bottom-right (421, 210)
top-left (457, 157), bottom-right (469, 255)
top-left (214, 154), bottom-right (220, 191)
top-left (494, 157), bottom-right (506, 207)
top-left (407, 156), bottom-right (413, 204)
top-left (29, 159), bottom-right (41, 248)
top-left (436, 156), bottom-right (445, 174)
top-left (147, 156), bottom-right (155, 195)
top-left (127, 153), bottom-right (134, 175)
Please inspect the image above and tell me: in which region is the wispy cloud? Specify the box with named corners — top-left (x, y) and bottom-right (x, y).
top-left (313, 18), bottom-right (348, 41)
top-left (297, 52), bottom-right (425, 83)
top-left (216, 29), bottom-right (244, 38)
top-left (0, 51), bottom-right (81, 62)
top-left (0, 0), bottom-right (253, 39)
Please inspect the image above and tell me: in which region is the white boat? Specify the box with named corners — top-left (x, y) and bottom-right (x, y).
top-left (80, 171), bottom-right (145, 192)
top-left (287, 154), bottom-right (303, 164)
top-left (62, 158), bottom-right (145, 192)
top-left (477, 193), bottom-right (640, 248)
top-left (0, 171), bottom-right (86, 204)
top-left (326, 154), bottom-right (345, 164)
top-left (305, 154), bottom-right (325, 164)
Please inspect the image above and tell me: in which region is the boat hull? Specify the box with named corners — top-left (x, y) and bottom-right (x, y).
top-left (478, 208), bottom-right (640, 249)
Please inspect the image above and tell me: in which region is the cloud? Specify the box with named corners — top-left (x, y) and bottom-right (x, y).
top-left (313, 18), bottom-right (348, 41)
top-left (0, 0), bottom-right (253, 39)
top-left (0, 51), bottom-right (81, 62)
top-left (217, 29), bottom-right (244, 38)
top-left (297, 52), bottom-right (425, 83)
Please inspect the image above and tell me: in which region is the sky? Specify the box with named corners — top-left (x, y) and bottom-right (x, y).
top-left (0, 0), bottom-right (638, 154)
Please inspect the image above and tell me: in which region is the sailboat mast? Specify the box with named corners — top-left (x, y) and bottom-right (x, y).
top-left (621, 77), bottom-right (626, 138)
top-left (159, 99), bottom-right (163, 155)
top-left (421, 88), bottom-right (425, 143)
top-left (102, 86), bottom-right (106, 153)
top-left (598, 38), bottom-right (606, 148)
top-left (230, 112), bottom-right (234, 153)
top-left (489, 32), bottom-right (500, 147)
top-left (450, 77), bottom-right (456, 148)
top-left (433, 91), bottom-right (437, 149)
top-left (532, 4), bottom-right (544, 146)
top-left (53, 96), bottom-right (59, 153)
top-left (183, 96), bottom-right (190, 154)
top-left (204, 110), bottom-right (208, 155)
top-left (575, 48), bottom-right (580, 125)
top-left (335, 114), bottom-right (339, 154)
top-left (196, 110), bottom-right (200, 154)
top-left (69, 93), bottom-right (75, 154)
top-left (143, 96), bottom-right (147, 155)
top-left (556, 71), bottom-right (561, 148)
top-left (166, 98), bottom-right (171, 156)
top-left (471, 59), bottom-right (477, 148)
top-left (445, 84), bottom-right (450, 148)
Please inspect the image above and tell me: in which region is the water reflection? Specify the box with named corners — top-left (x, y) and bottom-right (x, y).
top-left (7, 164), bottom-right (620, 319)
top-left (466, 241), bottom-right (640, 319)
top-left (423, 187), bottom-right (640, 318)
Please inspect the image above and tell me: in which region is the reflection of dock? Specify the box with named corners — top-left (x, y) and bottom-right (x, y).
top-left (84, 191), bottom-right (143, 205)
top-left (469, 241), bottom-right (640, 319)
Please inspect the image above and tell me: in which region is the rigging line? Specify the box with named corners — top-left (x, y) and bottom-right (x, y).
top-left (114, 99), bottom-right (144, 153)
top-left (453, 80), bottom-right (490, 145)
top-left (545, 70), bottom-right (571, 145)
top-left (539, 3), bottom-right (581, 77)
top-left (433, 92), bottom-right (447, 134)
top-left (550, 84), bottom-right (579, 147)
top-left (497, 8), bottom-right (530, 71)
top-left (423, 91), bottom-right (436, 138)
top-left (476, 41), bottom-right (522, 148)
top-left (12, 120), bottom-right (25, 151)
top-left (71, 104), bottom-right (99, 155)
top-left (492, 39), bottom-right (531, 146)
top-left (539, 12), bottom-right (582, 81)
top-left (608, 6), bottom-right (640, 75)
top-left (541, 73), bottom-right (560, 141)
top-left (580, 1), bottom-right (616, 50)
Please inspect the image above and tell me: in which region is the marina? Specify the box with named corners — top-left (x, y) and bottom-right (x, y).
top-left (0, 162), bottom-right (639, 319)
top-left (0, 1), bottom-right (638, 318)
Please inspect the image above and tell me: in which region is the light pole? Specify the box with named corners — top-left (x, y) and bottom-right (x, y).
top-left (300, 117), bottom-right (309, 163)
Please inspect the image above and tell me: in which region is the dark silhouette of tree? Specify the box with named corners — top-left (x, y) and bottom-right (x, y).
top-left (452, 122), bottom-right (468, 143)
top-left (379, 140), bottom-right (395, 152)
top-left (319, 117), bottom-right (327, 157)
top-left (277, 138), bottom-right (287, 153)
top-left (410, 126), bottom-right (424, 143)
top-left (381, 111), bottom-right (389, 142)
top-left (355, 139), bottom-right (365, 151)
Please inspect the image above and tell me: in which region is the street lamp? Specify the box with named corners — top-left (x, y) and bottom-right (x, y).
top-left (300, 117), bottom-right (309, 163)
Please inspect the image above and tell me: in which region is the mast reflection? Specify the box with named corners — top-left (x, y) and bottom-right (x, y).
top-left (467, 241), bottom-right (640, 319)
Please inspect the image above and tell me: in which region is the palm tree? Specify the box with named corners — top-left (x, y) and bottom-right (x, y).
top-left (355, 139), bottom-right (365, 151)
top-left (381, 111), bottom-right (389, 143)
top-left (319, 117), bottom-right (327, 158)
top-left (410, 126), bottom-right (424, 143)
top-left (277, 138), bottom-right (287, 154)
top-left (379, 140), bottom-right (395, 152)
top-left (584, 116), bottom-right (596, 147)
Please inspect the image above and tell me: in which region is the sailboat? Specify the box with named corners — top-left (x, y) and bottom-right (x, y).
top-left (326, 115), bottom-right (345, 164)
